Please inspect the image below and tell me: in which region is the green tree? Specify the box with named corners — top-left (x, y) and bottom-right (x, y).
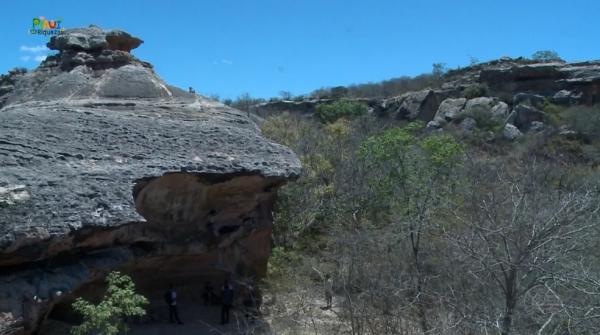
top-left (432, 62), bottom-right (447, 78)
top-left (71, 271), bottom-right (148, 335)
top-left (531, 50), bottom-right (562, 62)
top-left (358, 122), bottom-right (463, 332)
top-left (315, 100), bottom-right (367, 123)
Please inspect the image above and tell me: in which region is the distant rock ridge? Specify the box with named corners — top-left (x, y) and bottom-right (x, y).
top-left (0, 26), bottom-right (300, 334)
top-left (252, 57), bottom-right (600, 138)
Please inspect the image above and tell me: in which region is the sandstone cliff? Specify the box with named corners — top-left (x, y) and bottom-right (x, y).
top-left (251, 57), bottom-right (600, 139)
top-left (0, 26), bottom-right (300, 334)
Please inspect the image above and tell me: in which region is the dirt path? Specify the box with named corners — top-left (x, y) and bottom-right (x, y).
top-left (130, 304), bottom-right (269, 335)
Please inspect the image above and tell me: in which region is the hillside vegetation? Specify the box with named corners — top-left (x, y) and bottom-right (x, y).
top-left (258, 52), bottom-right (600, 334)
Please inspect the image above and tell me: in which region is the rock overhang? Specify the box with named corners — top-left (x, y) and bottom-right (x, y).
top-left (0, 99), bottom-right (300, 254)
top-left (0, 24), bottom-right (300, 334)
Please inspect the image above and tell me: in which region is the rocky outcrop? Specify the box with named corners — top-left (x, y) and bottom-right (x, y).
top-left (433, 98), bottom-right (467, 124)
top-left (475, 60), bottom-right (600, 105)
top-left (0, 69), bottom-right (27, 109)
top-left (252, 58), bottom-right (599, 132)
top-left (0, 26), bottom-right (300, 334)
top-left (383, 89), bottom-right (445, 120)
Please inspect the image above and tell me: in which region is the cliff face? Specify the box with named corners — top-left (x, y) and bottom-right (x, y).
top-left (251, 58), bottom-right (600, 131)
top-left (0, 26), bottom-right (300, 334)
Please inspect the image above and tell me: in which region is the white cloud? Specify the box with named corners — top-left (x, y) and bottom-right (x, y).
top-left (213, 59), bottom-right (233, 65)
top-left (34, 55), bottom-right (47, 62)
top-left (20, 56), bottom-right (31, 62)
top-left (20, 45), bottom-right (49, 53)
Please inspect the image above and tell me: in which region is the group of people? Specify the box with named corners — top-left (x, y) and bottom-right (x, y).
top-left (164, 279), bottom-right (258, 326)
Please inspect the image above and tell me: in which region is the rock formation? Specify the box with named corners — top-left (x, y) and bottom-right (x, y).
top-left (0, 26), bottom-right (300, 334)
top-left (251, 57), bottom-right (599, 140)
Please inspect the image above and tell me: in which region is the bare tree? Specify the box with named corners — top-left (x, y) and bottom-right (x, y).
top-left (448, 158), bottom-right (600, 335)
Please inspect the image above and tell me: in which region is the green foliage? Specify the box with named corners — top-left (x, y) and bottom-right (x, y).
top-left (358, 122), bottom-right (463, 220)
top-left (564, 105), bottom-right (600, 141)
top-left (531, 50), bottom-right (562, 62)
top-left (419, 134), bottom-right (464, 167)
top-left (359, 121), bottom-right (422, 162)
top-left (462, 84), bottom-right (488, 99)
top-left (226, 92), bottom-right (265, 112)
top-left (268, 246), bottom-right (302, 279)
top-left (330, 86), bottom-right (349, 99)
top-left (432, 63), bottom-right (447, 78)
top-left (469, 108), bottom-right (503, 132)
top-left (71, 271), bottom-right (148, 335)
top-left (310, 73), bottom-right (438, 99)
top-left (315, 100), bottom-right (367, 123)
top-left (541, 100), bottom-right (567, 126)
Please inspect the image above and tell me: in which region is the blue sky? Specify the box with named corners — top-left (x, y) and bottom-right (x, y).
top-left (2, 0), bottom-right (599, 99)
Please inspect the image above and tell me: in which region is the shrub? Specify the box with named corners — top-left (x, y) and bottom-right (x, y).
top-left (564, 105), bottom-right (600, 141)
top-left (315, 100), bottom-right (367, 123)
top-left (71, 271), bottom-right (148, 335)
top-left (462, 84), bottom-right (488, 99)
top-left (531, 50), bottom-right (562, 62)
top-left (541, 100), bottom-right (566, 126)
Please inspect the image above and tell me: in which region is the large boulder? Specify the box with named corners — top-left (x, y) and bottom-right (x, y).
top-left (462, 97), bottom-right (509, 123)
top-left (47, 26), bottom-right (143, 53)
top-left (105, 30), bottom-right (143, 52)
top-left (47, 26), bottom-right (109, 51)
top-left (503, 123), bottom-right (523, 141)
top-left (382, 89), bottom-right (449, 121)
top-left (0, 26), bottom-right (300, 335)
top-left (552, 89), bottom-right (583, 105)
top-left (433, 98), bottom-right (466, 123)
top-left (513, 104), bottom-right (546, 130)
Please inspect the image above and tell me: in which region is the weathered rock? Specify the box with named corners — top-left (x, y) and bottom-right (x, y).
top-left (47, 26), bottom-right (143, 53)
top-left (0, 26), bottom-right (300, 335)
top-left (513, 104), bottom-right (546, 130)
top-left (552, 89), bottom-right (583, 105)
top-left (460, 117), bottom-right (477, 132)
top-left (503, 123), bottom-right (523, 141)
top-left (513, 93), bottom-right (545, 109)
top-left (384, 89), bottom-right (450, 121)
top-left (47, 26), bottom-right (109, 51)
top-left (426, 120), bottom-right (443, 129)
top-left (530, 121), bottom-right (547, 132)
top-left (433, 98), bottom-right (466, 122)
top-left (105, 30), bottom-right (143, 52)
top-left (461, 97), bottom-right (509, 123)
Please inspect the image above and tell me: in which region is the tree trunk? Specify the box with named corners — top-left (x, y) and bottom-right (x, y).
top-left (411, 232), bottom-right (429, 334)
top-left (501, 269), bottom-right (518, 335)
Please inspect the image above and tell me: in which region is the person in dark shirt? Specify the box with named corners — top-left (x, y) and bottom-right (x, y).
top-left (164, 284), bottom-right (183, 324)
top-left (221, 279), bottom-right (234, 324)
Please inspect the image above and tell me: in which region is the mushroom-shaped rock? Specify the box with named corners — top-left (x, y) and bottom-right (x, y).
top-left (106, 30), bottom-right (143, 52)
top-left (47, 26), bottom-right (108, 51)
top-left (0, 25), bottom-right (300, 335)
top-left (47, 26), bottom-right (143, 53)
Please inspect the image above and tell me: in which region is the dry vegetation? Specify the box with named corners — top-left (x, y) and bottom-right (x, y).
top-left (259, 107), bottom-right (600, 335)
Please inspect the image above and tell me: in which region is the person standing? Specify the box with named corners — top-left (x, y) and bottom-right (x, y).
top-left (324, 274), bottom-right (334, 309)
top-left (221, 279), bottom-right (234, 324)
top-left (164, 284), bottom-right (183, 324)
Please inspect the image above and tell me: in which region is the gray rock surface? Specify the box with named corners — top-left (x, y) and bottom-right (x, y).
top-left (434, 98), bottom-right (467, 122)
top-left (513, 104), bottom-right (546, 130)
top-left (47, 26), bottom-right (143, 53)
top-left (460, 117), bottom-right (477, 133)
top-left (553, 89), bottom-right (583, 105)
top-left (0, 26), bottom-right (300, 334)
top-left (503, 123), bottom-right (523, 141)
top-left (461, 97), bottom-right (509, 123)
